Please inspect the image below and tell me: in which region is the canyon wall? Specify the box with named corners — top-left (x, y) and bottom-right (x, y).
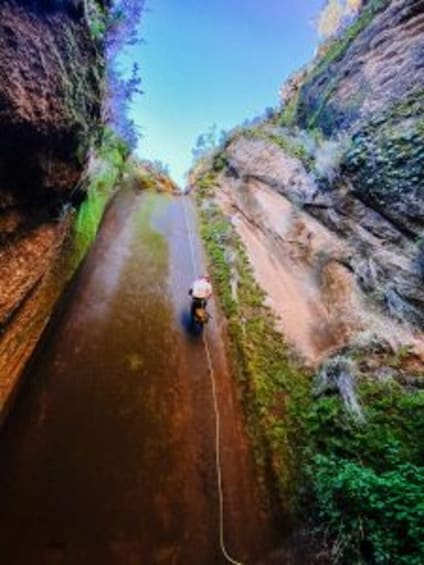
top-left (191, 3), bottom-right (424, 558)
top-left (192, 0), bottom-right (424, 369)
top-left (0, 0), bottom-right (105, 419)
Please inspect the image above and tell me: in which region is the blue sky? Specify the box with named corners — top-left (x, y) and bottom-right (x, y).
top-left (126, 0), bottom-right (323, 185)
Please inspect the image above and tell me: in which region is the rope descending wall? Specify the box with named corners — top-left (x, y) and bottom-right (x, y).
top-left (182, 195), bottom-right (243, 565)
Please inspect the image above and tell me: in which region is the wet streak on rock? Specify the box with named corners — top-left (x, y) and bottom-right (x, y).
top-left (0, 188), bottom-right (281, 564)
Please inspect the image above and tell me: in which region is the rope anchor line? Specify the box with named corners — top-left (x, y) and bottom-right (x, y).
top-left (182, 196), bottom-right (243, 565)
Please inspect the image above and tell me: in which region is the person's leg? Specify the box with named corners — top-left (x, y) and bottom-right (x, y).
top-left (191, 297), bottom-right (201, 317)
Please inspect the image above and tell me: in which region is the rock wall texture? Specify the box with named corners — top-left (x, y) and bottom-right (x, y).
top-left (0, 0), bottom-right (105, 418)
top-left (193, 0), bottom-right (424, 363)
top-left (0, 0), bottom-right (103, 202)
top-left (295, 0), bottom-right (424, 134)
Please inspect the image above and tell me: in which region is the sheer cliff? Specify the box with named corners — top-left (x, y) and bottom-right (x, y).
top-left (191, 1), bottom-right (424, 561)
top-left (192, 0), bottom-right (424, 364)
top-left (0, 0), bottom-right (114, 419)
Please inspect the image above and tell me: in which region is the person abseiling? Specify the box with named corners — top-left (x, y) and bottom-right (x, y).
top-left (189, 274), bottom-right (212, 323)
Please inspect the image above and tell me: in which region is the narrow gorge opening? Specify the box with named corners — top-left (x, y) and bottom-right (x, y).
top-left (0, 1), bottom-right (423, 564)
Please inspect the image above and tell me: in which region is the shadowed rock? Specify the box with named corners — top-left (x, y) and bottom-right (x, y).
top-left (0, 0), bottom-right (106, 404)
top-left (0, 0), bottom-right (104, 203)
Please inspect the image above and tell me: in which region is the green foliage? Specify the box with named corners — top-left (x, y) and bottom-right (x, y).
top-left (280, 91), bottom-right (300, 128)
top-left (98, 127), bottom-right (130, 163)
top-left (309, 456), bottom-right (424, 564)
top-left (87, 1), bottom-right (108, 41)
top-left (303, 381), bottom-right (424, 468)
top-left (302, 379), bottom-right (424, 563)
top-left (195, 171), bottom-right (219, 200)
top-left (305, 80), bottom-right (340, 132)
top-left (89, 16), bottom-right (107, 41)
top-left (72, 129), bottom-right (128, 266)
top-left (212, 152), bottom-right (229, 174)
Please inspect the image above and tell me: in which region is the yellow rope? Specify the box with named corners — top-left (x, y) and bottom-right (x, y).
top-left (182, 195), bottom-right (243, 565)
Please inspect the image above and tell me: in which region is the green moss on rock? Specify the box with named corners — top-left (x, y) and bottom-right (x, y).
top-left (72, 129), bottom-right (129, 267)
top-left (193, 166), bottom-right (424, 562)
top-left (344, 91), bottom-right (424, 236)
top-left (195, 170), bottom-right (312, 514)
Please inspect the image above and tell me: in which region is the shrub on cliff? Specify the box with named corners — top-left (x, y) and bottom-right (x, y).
top-left (310, 456), bottom-right (424, 564)
top-left (303, 379), bottom-right (424, 564)
top-left (73, 127), bottom-right (128, 262)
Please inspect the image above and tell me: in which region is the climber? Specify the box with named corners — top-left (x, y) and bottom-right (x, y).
top-left (189, 274), bottom-right (213, 325)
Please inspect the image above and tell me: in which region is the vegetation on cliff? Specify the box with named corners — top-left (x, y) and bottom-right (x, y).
top-left (194, 165), bottom-right (424, 564)
top-left (344, 91), bottom-right (424, 239)
top-left (72, 0), bottom-right (145, 255)
top-left (280, 0), bottom-right (418, 134)
top-left (294, 0), bottom-right (391, 132)
top-left (72, 128), bottom-right (129, 264)
top-left (191, 0), bottom-right (424, 562)
top-left (195, 169), bottom-right (310, 512)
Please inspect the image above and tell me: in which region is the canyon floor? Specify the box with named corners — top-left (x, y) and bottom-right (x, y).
top-left (0, 187), bottom-right (293, 565)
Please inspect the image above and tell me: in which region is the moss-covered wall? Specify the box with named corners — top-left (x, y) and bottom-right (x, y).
top-left (193, 165), bottom-right (424, 564)
top-left (190, 3), bottom-right (424, 556)
top-left (344, 92), bottom-right (424, 238)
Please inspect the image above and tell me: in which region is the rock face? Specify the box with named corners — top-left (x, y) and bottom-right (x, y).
top-left (296, 0), bottom-right (424, 134)
top-left (193, 0), bottom-right (424, 363)
top-left (343, 93), bottom-right (424, 237)
top-left (207, 132), bottom-right (423, 364)
top-left (0, 0), bottom-right (103, 202)
top-left (0, 0), bottom-right (104, 318)
top-left (0, 0), bottom-right (105, 418)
